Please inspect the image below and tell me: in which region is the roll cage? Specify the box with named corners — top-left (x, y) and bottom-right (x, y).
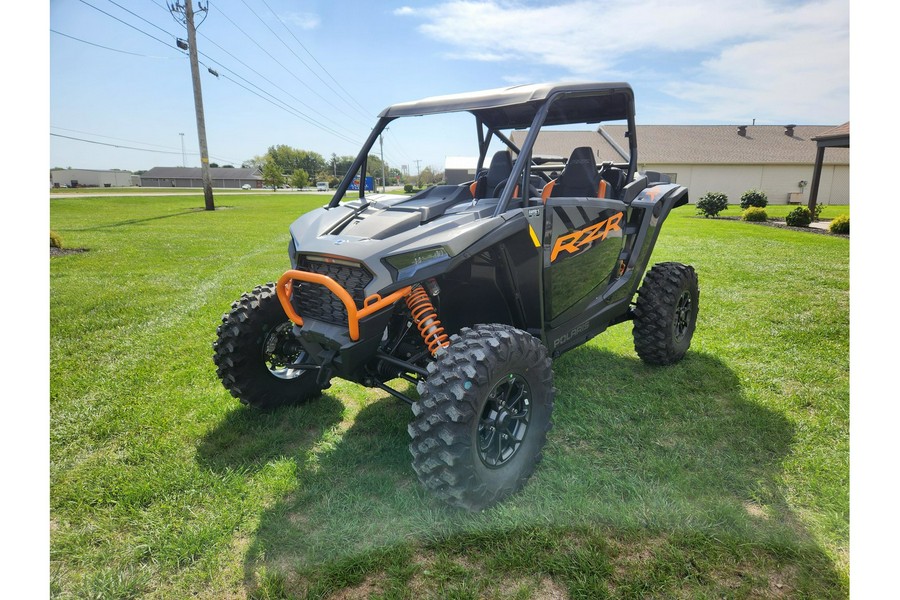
top-left (328, 82), bottom-right (638, 215)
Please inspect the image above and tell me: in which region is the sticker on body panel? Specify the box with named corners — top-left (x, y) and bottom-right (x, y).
top-left (550, 211), bottom-right (624, 262)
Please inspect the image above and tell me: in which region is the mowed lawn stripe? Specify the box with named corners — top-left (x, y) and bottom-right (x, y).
top-left (50, 195), bottom-right (848, 599)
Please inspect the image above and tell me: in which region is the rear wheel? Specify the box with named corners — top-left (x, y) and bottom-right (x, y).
top-left (632, 262), bottom-right (699, 365)
top-left (213, 283), bottom-right (324, 410)
top-left (409, 324), bottom-right (555, 510)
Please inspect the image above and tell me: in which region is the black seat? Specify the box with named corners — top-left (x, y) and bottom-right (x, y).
top-left (549, 147), bottom-right (601, 198)
top-left (471, 150), bottom-right (513, 199)
top-left (599, 164), bottom-right (626, 198)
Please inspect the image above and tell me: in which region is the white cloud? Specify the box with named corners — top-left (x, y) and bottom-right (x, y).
top-left (394, 6), bottom-right (415, 16)
top-left (403, 0), bottom-right (849, 123)
top-left (281, 11), bottom-right (321, 30)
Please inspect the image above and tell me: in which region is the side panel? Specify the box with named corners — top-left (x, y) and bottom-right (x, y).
top-left (542, 197), bottom-right (627, 323)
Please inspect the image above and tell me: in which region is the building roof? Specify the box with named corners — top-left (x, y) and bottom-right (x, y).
top-left (510, 125), bottom-right (849, 166)
top-left (141, 167), bottom-right (261, 179)
top-left (814, 121), bottom-right (850, 141)
top-left (812, 122), bottom-right (849, 148)
top-left (50, 168), bottom-right (134, 174)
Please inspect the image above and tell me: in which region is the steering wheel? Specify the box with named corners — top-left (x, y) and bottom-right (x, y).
top-left (492, 178), bottom-right (541, 199)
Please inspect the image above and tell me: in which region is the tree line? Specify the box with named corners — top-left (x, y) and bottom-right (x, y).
top-left (242, 144), bottom-right (442, 190)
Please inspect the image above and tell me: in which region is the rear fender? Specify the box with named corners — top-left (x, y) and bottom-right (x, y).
top-left (597, 183), bottom-right (688, 307)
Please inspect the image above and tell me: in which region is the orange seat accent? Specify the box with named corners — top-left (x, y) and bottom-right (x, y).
top-left (541, 179), bottom-right (556, 203)
top-left (598, 179), bottom-right (608, 198)
top-left (276, 270), bottom-right (412, 341)
top-left (469, 180), bottom-right (478, 197)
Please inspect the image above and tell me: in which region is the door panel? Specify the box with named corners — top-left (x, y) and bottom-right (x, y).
top-left (542, 197), bottom-right (627, 322)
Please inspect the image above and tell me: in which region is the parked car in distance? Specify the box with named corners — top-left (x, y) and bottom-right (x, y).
top-left (241, 184), bottom-right (252, 190)
top-left (316, 181), bottom-right (329, 192)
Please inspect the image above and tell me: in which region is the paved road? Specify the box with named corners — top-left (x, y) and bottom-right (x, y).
top-left (50, 186), bottom-right (406, 199)
top-left (49, 189), bottom-right (330, 199)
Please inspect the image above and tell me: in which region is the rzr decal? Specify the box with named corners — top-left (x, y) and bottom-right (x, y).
top-left (550, 211), bottom-right (623, 262)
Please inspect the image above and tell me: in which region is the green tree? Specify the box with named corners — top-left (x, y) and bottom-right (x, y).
top-left (266, 145), bottom-right (326, 176)
top-left (242, 155), bottom-right (267, 169)
top-left (365, 154), bottom-right (384, 178)
top-left (329, 154), bottom-right (355, 179)
top-left (290, 168), bottom-right (310, 189)
top-left (261, 160), bottom-right (285, 190)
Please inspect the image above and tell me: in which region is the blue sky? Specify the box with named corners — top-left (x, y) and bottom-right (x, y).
top-left (49, 0), bottom-right (849, 173)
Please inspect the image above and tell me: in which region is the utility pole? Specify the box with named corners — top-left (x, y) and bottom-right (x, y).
top-left (179, 132), bottom-right (185, 167)
top-left (414, 159), bottom-right (421, 187)
top-left (379, 129), bottom-right (388, 193)
top-left (169, 0), bottom-right (214, 210)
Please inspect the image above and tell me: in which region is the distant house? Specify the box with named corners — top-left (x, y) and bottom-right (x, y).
top-left (50, 168), bottom-right (136, 188)
top-left (444, 156), bottom-right (479, 185)
top-left (140, 167), bottom-right (263, 189)
top-left (511, 125), bottom-right (850, 205)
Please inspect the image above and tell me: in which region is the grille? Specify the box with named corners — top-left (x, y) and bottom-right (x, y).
top-left (292, 258), bottom-right (374, 325)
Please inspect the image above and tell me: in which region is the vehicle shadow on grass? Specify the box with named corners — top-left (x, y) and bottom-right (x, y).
top-left (195, 392), bottom-right (346, 473)
top-left (198, 348), bottom-right (845, 598)
top-left (56, 207), bottom-right (210, 232)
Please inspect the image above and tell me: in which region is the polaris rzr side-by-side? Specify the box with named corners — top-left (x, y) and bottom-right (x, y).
top-left (213, 82), bottom-right (699, 510)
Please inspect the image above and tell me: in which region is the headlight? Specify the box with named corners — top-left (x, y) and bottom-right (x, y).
top-left (385, 246), bottom-right (449, 279)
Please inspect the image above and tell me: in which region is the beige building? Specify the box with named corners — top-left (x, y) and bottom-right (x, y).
top-left (50, 168), bottom-right (138, 188)
top-left (511, 124), bottom-right (850, 205)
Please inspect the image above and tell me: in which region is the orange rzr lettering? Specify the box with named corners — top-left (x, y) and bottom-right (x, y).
top-left (550, 211), bottom-right (623, 262)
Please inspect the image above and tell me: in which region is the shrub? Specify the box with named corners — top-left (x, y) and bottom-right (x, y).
top-left (829, 214), bottom-right (849, 234)
top-left (785, 206), bottom-right (813, 227)
top-left (811, 202), bottom-right (825, 221)
top-left (50, 230), bottom-right (63, 249)
top-left (403, 184), bottom-right (414, 193)
top-left (696, 192), bottom-right (729, 218)
top-left (740, 189), bottom-right (768, 209)
top-left (742, 207), bottom-right (768, 222)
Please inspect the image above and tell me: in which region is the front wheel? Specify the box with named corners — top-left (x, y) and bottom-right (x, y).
top-left (632, 262), bottom-right (699, 365)
top-left (213, 283), bottom-right (325, 410)
top-left (408, 324), bottom-right (555, 511)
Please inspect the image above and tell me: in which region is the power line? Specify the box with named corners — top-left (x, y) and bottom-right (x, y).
top-left (71, 0), bottom-right (367, 160)
top-left (214, 2), bottom-right (367, 126)
top-left (210, 69), bottom-right (360, 145)
top-left (51, 133), bottom-right (187, 155)
top-left (192, 53), bottom-right (361, 143)
top-left (76, 0), bottom-right (179, 50)
top-left (143, 0), bottom-right (365, 137)
top-left (50, 28), bottom-right (180, 58)
top-left (104, 0), bottom-right (178, 39)
top-left (51, 132), bottom-right (242, 165)
top-left (52, 126), bottom-right (188, 152)
top-left (257, 0), bottom-right (372, 119)
top-left (197, 33), bottom-right (361, 138)
top-left (243, 0), bottom-right (371, 121)
top-left (76, 1), bottom-right (363, 144)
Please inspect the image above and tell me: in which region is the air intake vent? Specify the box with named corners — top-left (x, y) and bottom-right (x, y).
top-left (291, 258), bottom-right (373, 325)
top-left (784, 124), bottom-right (796, 136)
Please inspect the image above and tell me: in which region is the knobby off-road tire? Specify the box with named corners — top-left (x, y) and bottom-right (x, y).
top-left (632, 262), bottom-right (699, 365)
top-left (409, 324), bottom-right (555, 511)
top-left (213, 283), bottom-right (324, 410)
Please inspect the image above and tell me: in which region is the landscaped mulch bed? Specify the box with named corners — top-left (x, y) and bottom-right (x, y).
top-left (716, 216), bottom-right (847, 236)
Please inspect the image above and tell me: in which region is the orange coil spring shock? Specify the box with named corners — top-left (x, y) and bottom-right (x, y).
top-left (406, 285), bottom-right (450, 356)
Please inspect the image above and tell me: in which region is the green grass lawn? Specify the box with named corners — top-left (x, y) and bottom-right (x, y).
top-left (50, 194), bottom-right (849, 599)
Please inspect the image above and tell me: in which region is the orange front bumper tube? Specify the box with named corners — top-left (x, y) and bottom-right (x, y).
top-left (276, 269), bottom-right (412, 342)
